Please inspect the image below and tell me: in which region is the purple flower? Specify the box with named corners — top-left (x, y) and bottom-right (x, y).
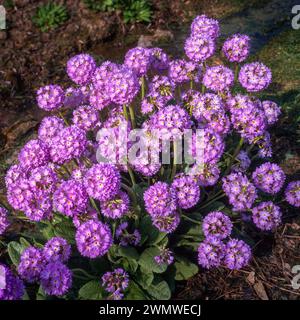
top-left (222, 34), bottom-right (250, 63)
top-left (124, 47), bottom-right (152, 76)
top-left (0, 206), bottom-right (9, 235)
top-left (197, 236), bottom-right (225, 269)
top-left (154, 248), bottom-right (174, 265)
top-left (252, 201), bottom-right (282, 231)
top-left (228, 94), bottom-right (267, 141)
top-left (18, 246), bottom-right (45, 283)
top-left (232, 150), bottom-right (251, 172)
top-left (37, 84), bottom-right (64, 111)
top-left (191, 15), bottom-right (220, 39)
top-left (185, 35), bottom-right (215, 62)
top-left (28, 164), bottom-right (58, 194)
top-left (64, 86), bottom-right (86, 108)
top-left (169, 59), bottom-right (201, 84)
top-left (72, 104), bottom-right (100, 131)
top-left (38, 116), bottom-right (65, 145)
top-left (144, 182), bottom-right (177, 217)
top-left (189, 163), bottom-right (220, 187)
top-left (40, 261), bottom-right (72, 296)
top-left (262, 100), bottom-right (281, 126)
top-left (150, 47), bottom-right (169, 71)
top-left (5, 164), bottom-right (26, 190)
top-left (89, 84), bottom-right (111, 110)
top-left (75, 220), bottom-right (112, 258)
top-left (134, 163), bottom-right (161, 177)
top-left (100, 191), bottom-right (130, 219)
top-left (148, 75), bottom-right (175, 103)
top-left (222, 172), bottom-right (257, 211)
top-left (252, 162), bottom-right (285, 194)
top-left (203, 65), bottom-right (234, 92)
top-left (50, 125), bottom-right (87, 164)
top-left (84, 164), bottom-right (121, 201)
top-left (53, 180), bottom-right (88, 217)
top-left (43, 237), bottom-right (71, 263)
top-left (73, 209), bottom-right (98, 228)
top-left (18, 139), bottom-right (50, 170)
top-left (116, 222), bottom-right (141, 247)
top-left (67, 54), bottom-right (96, 85)
top-left (224, 239), bottom-right (251, 270)
top-left (239, 62), bottom-right (272, 92)
top-left (0, 264), bottom-right (24, 300)
top-left (171, 174), bottom-right (200, 209)
top-left (202, 211), bottom-right (233, 239)
top-left (152, 211), bottom-right (180, 233)
top-left (102, 268), bottom-right (129, 300)
top-left (285, 181), bottom-right (300, 207)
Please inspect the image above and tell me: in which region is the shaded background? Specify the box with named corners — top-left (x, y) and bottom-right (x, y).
top-left (0, 0), bottom-right (300, 299)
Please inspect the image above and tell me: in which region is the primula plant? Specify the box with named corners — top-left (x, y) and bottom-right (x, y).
top-left (0, 15), bottom-right (299, 301)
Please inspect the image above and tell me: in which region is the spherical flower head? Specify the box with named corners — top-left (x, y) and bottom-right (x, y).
top-left (89, 85), bottom-right (111, 110)
top-left (191, 15), bottom-right (220, 39)
top-left (28, 165), bottom-right (58, 193)
top-left (222, 34), bottom-right (250, 63)
top-left (72, 104), bottom-right (100, 131)
top-left (116, 222), bottom-right (141, 247)
top-left (169, 59), bottom-right (201, 83)
top-left (203, 65), bottom-right (234, 92)
top-left (189, 129), bottom-right (225, 165)
top-left (154, 248), bottom-right (174, 265)
top-left (152, 211), bottom-right (180, 233)
top-left (5, 164), bottom-right (26, 190)
top-left (262, 100), bottom-right (281, 126)
top-left (285, 181), bottom-right (300, 207)
top-left (189, 163), bottom-right (220, 187)
top-left (0, 264), bottom-right (24, 300)
top-left (149, 104), bottom-right (192, 140)
top-left (109, 65), bottom-right (140, 105)
top-left (40, 261), bottom-right (72, 296)
top-left (37, 85), bottom-right (64, 111)
top-left (84, 164), bottom-right (121, 201)
top-left (222, 172), bottom-right (257, 211)
top-left (124, 47), bottom-right (152, 76)
top-left (50, 125), bottom-right (87, 164)
top-left (7, 178), bottom-right (32, 211)
top-left (197, 236), bottom-right (225, 269)
top-left (100, 191), bottom-right (130, 219)
top-left (150, 47), bottom-right (169, 71)
top-left (148, 75), bottom-right (175, 103)
top-left (144, 181), bottom-right (177, 217)
top-left (171, 174), bottom-right (200, 209)
top-left (203, 211), bottom-right (233, 239)
top-left (102, 268), bottom-right (129, 299)
top-left (228, 94), bottom-right (267, 141)
top-left (185, 35), bottom-right (215, 62)
top-left (134, 162), bottom-right (161, 177)
top-left (43, 237), bottom-right (71, 263)
top-left (38, 116), bottom-right (65, 145)
top-left (18, 246), bottom-right (45, 283)
top-left (64, 86), bottom-right (85, 108)
top-left (252, 162), bottom-right (285, 194)
top-left (75, 220), bottom-right (113, 258)
top-left (53, 180), bottom-right (88, 217)
top-left (18, 139), bottom-right (50, 170)
top-left (0, 206), bottom-right (9, 235)
top-left (141, 97), bottom-right (156, 115)
top-left (239, 62), bottom-right (272, 92)
top-left (224, 239), bottom-right (251, 270)
top-left (234, 150), bottom-right (251, 172)
top-left (252, 201), bottom-right (282, 231)
top-left (67, 54), bottom-right (96, 85)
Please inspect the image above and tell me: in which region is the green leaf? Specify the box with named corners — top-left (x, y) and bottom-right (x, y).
top-left (136, 267), bottom-right (154, 289)
top-left (122, 258), bottom-right (139, 273)
top-left (140, 216), bottom-right (167, 245)
top-left (78, 280), bottom-right (104, 300)
top-left (19, 237), bottom-right (31, 248)
top-left (174, 256), bottom-right (198, 281)
top-left (138, 247), bottom-right (168, 273)
top-left (125, 282), bottom-right (148, 300)
top-left (36, 286), bottom-right (47, 300)
top-left (146, 279), bottom-right (171, 300)
top-left (117, 246), bottom-right (139, 260)
top-left (8, 241), bottom-right (24, 266)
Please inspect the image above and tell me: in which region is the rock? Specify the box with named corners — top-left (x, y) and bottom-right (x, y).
top-left (137, 35), bottom-right (154, 47)
top-left (153, 29), bottom-right (174, 42)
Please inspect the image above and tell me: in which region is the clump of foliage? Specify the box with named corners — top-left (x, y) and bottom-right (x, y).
top-left (32, 3), bottom-right (68, 32)
top-left (83, 0), bottom-right (152, 24)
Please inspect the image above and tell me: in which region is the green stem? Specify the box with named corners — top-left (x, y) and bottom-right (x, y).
top-left (89, 197), bottom-right (101, 216)
top-left (123, 104), bottom-right (129, 121)
top-left (121, 183), bottom-right (138, 208)
top-left (170, 141), bottom-right (178, 181)
top-left (224, 137), bottom-right (244, 176)
top-left (190, 80), bottom-right (194, 90)
top-left (234, 63), bottom-right (239, 83)
top-left (59, 112), bottom-right (69, 126)
top-left (129, 104), bottom-right (136, 128)
top-left (199, 193), bottom-right (226, 210)
top-left (141, 76), bottom-right (145, 99)
top-left (127, 164), bottom-right (136, 186)
top-left (181, 213), bottom-right (202, 225)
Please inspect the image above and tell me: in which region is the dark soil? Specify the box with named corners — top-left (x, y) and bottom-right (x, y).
top-left (0, 0), bottom-right (300, 300)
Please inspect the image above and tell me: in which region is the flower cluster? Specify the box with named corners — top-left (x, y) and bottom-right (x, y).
top-left (102, 268), bottom-right (129, 300)
top-left (0, 264), bottom-right (24, 300)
